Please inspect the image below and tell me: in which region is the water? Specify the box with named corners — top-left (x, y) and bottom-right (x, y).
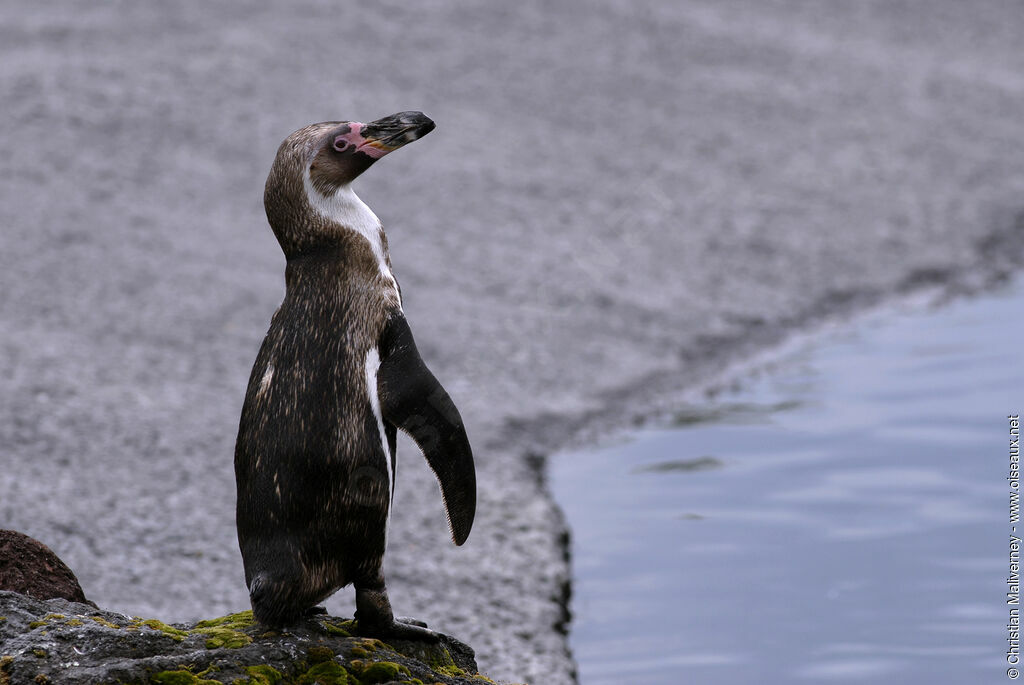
top-left (551, 279), bottom-right (1023, 684)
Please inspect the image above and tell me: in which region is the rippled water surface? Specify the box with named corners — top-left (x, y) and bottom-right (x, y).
top-left (552, 280), bottom-right (1023, 684)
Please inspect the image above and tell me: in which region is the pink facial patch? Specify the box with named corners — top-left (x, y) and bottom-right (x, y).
top-left (333, 122), bottom-right (390, 159)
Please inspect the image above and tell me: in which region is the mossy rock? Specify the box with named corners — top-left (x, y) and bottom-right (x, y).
top-left (0, 592), bottom-right (487, 684)
top-left (236, 665), bottom-right (283, 685)
top-left (188, 610), bottom-right (256, 649)
top-left (150, 670), bottom-right (221, 685)
top-left (430, 650), bottom-right (465, 678)
top-left (295, 660), bottom-right (349, 684)
top-left (318, 619), bottom-right (354, 637)
top-left (194, 610), bottom-right (256, 631)
top-left (306, 646), bottom-right (335, 664)
top-left (358, 660), bottom-right (411, 683)
top-left (195, 626), bottom-right (253, 649)
top-left (137, 619), bottom-right (189, 641)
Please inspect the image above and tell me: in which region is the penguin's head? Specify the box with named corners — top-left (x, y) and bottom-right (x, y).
top-left (264, 111), bottom-right (435, 255)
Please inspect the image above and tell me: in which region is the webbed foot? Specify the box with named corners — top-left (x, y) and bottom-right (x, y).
top-left (360, 618), bottom-right (439, 642)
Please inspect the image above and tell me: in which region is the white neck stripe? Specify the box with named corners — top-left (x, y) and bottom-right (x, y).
top-left (302, 172), bottom-right (401, 302)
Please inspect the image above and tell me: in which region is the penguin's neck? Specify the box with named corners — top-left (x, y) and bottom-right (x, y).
top-left (299, 173), bottom-right (400, 303)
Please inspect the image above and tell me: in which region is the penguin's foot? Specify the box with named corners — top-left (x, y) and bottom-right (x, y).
top-left (359, 618), bottom-right (440, 642)
top-left (355, 581), bottom-right (440, 642)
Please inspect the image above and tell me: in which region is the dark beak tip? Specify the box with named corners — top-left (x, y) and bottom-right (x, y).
top-left (399, 110), bottom-right (431, 122)
top-left (399, 111), bottom-right (435, 134)
top-left (397, 111), bottom-right (435, 140)
top-left (373, 110), bottom-right (431, 125)
top-left (363, 111), bottom-right (435, 145)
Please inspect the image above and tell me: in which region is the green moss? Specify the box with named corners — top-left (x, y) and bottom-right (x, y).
top-left (358, 661), bottom-right (410, 683)
top-left (359, 638), bottom-right (388, 652)
top-left (424, 647), bottom-right (464, 677)
top-left (150, 670), bottom-right (221, 685)
top-left (29, 611), bottom-right (69, 627)
top-left (28, 613), bottom-right (65, 631)
top-left (33, 675), bottom-right (49, 684)
top-left (319, 619), bottom-right (353, 637)
top-left (436, 665), bottom-right (466, 677)
top-left (65, 619), bottom-right (83, 627)
top-left (89, 616), bottom-right (120, 630)
top-left (196, 626), bottom-right (252, 649)
top-left (138, 619), bottom-right (188, 642)
top-left (240, 665), bottom-right (283, 685)
top-left (348, 646), bottom-right (369, 659)
top-left (296, 661), bottom-right (349, 684)
top-left (31, 649), bottom-right (47, 658)
top-left (188, 611), bottom-right (255, 649)
top-left (194, 610), bottom-right (255, 631)
top-left (307, 645), bottom-right (335, 664)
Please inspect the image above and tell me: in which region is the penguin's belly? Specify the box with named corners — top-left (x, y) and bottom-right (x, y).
top-left (235, 345), bottom-right (391, 586)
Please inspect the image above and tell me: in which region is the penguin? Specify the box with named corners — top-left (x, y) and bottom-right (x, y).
top-left (234, 111), bottom-right (475, 641)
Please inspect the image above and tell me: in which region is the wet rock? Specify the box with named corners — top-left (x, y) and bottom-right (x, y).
top-left (0, 531), bottom-right (92, 607)
top-left (0, 591), bottom-right (506, 685)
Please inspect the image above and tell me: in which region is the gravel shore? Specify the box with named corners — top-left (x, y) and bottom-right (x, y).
top-left (2, 2), bottom-right (1023, 683)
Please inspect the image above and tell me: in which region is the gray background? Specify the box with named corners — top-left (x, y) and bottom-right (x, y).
top-left (2, 2), bottom-right (1023, 683)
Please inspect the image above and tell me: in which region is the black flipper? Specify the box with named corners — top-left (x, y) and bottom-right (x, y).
top-left (377, 313), bottom-right (476, 545)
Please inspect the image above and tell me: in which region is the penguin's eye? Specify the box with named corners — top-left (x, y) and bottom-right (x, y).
top-left (332, 124), bottom-right (355, 153)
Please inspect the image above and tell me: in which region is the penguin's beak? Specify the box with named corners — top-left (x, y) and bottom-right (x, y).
top-left (357, 111), bottom-right (435, 156)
